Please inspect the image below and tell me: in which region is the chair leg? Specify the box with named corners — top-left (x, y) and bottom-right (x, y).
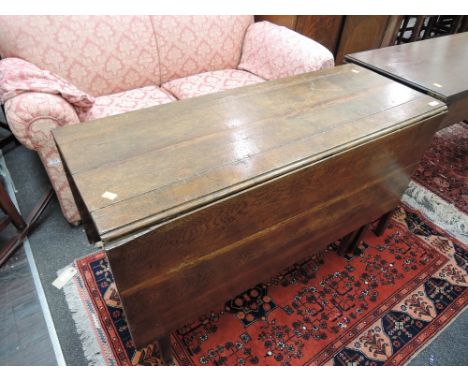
top-left (0, 189), bottom-right (53, 267)
top-left (0, 182), bottom-right (26, 230)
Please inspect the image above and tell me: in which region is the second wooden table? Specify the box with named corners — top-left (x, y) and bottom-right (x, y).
top-left (346, 32), bottom-right (468, 127)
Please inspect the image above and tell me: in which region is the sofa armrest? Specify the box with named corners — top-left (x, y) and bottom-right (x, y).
top-left (4, 92), bottom-right (80, 150)
top-left (238, 21), bottom-right (334, 80)
top-left (0, 57), bottom-right (94, 109)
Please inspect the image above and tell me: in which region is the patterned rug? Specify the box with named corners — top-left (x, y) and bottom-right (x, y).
top-left (65, 203), bottom-right (467, 366)
top-left (62, 123), bottom-right (468, 366)
top-left (412, 122), bottom-right (467, 214)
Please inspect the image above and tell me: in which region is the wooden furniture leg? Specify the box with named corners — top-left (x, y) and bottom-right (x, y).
top-left (338, 224), bottom-right (370, 256)
top-left (157, 335), bottom-right (173, 365)
top-left (374, 211), bottom-right (393, 236)
top-left (0, 183), bottom-right (26, 230)
top-left (337, 230), bottom-right (358, 256)
top-left (348, 224), bottom-right (370, 253)
top-left (0, 187), bottom-right (53, 267)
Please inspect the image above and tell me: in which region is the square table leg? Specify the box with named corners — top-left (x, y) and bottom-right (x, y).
top-left (157, 335), bottom-right (174, 365)
top-left (348, 224), bottom-right (370, 253)
top-left (374, 211), bottom-right (394, 236)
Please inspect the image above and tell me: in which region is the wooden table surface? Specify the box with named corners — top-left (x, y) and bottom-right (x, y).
top-left (54, 64), bottom-right (447, 351)
top-left (54, 63), bottom-right (446, 245)
top-left (345, 32), bottom-right (468, 126)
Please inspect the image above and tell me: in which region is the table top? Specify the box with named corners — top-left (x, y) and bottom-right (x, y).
top-left (345, 32), bottom-right (468, 104)
top-left (54, 63), bottom-right (446, 243)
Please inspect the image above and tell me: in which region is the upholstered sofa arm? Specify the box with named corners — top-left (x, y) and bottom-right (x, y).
top-left (4, 92), bottom-right (80, 150)
top-left (238, 21), bottom-right (334, 81)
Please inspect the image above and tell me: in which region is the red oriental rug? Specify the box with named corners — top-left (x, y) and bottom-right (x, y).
top-left (66, 204), bottom-right (467, 366)
top-left (412, 121), bottom-right (467, 214)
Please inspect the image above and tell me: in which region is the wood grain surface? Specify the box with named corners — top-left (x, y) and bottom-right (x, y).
top-left (345, 32), bottom-right (468, 104)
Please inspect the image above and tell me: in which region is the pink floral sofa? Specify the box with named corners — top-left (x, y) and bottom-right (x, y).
top-left (0, 16), bottom-right (334, 224)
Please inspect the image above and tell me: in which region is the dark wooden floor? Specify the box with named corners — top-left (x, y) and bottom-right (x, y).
top-left (0, 232), bottom-right (57, 365)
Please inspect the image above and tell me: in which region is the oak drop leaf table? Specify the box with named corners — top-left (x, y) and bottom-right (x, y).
top-left (54, 64), bottom-right (446, 364)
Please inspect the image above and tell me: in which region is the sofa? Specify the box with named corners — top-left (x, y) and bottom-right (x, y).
top-left (0, 16), bottom-right (334, 224)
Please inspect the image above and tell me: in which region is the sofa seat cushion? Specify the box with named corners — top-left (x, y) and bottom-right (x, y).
top-left (79, 86), bottom-right (175, 121)
top-left (162, 69), bottom-right (264, 100)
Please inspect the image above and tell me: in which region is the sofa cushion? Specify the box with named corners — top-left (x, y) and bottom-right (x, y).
top-left (151, 16), bottom-right (253, 83)
top-left (79, 86), bottom-right (175, 121)
top-left (239, 21), bottom-right (335, 80)
top-left (0, 58), bottom-right (94, 111)
top-left (0, 16), bottom-right (161, 97)
top-left (162, 69), bottom-right (264, 100)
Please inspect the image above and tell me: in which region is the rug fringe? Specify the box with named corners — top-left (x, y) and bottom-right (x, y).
top-left (61, 266), bottom-right (108, 366)
top-left (402, 180), bottom-right (468, 244)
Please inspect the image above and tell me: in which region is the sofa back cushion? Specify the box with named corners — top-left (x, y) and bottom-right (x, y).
top-left (151, 16), bottom-right (253, 83)
top-left (0, 16), bottom-right (161, 97)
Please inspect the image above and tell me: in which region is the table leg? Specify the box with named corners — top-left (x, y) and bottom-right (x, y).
top-left (338, 223), bottom-right (370, 256)
top-left (348, 224), bottom-right (370, 253)
top-left (157, 335), bottom-right (173, 365)
top-left (374, 211), bottom-right (393, 236)
top-left (337, 230), bottom-right (358, 256)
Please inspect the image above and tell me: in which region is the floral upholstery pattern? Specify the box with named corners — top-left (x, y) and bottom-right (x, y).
top-left (151, 16), bottom-right (253, 83)
top-left (0, 16), bottom-right (161, 96)
top-left (0, 58), bottom-right (94, 112)
top-left (239, 21), bottom-right (335, 81)
top-left (4, 92), bottom-right (80, 150)
top-left (36, 138), bottom-right (82, 224)
top-left (79, 86), bottom-right (175, 121)
top-left (4, 92), bottom-right (82, 222)
top-left (162, 69), bottom-right (264, 100)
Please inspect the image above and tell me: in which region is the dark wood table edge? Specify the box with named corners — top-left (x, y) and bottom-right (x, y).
top-left (344, 55), bottom-right (468, 104)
